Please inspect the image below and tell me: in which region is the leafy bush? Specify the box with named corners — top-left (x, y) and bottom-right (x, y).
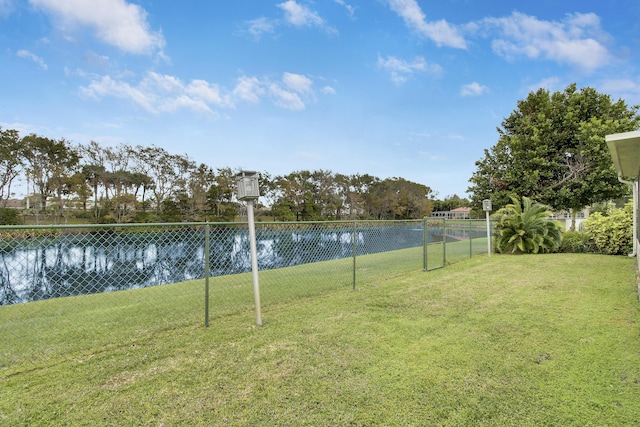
top-left (495, 196), bottom-right (562, 254)
top-left (583, 202), bottom-right (633, 255)
top-left (558, 231), bottom-right (595, 253)
top-left (0, 208), bottom-right (21, 225)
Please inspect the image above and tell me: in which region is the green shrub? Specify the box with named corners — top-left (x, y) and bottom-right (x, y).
top-left (558, 231), bottom-right (595, 253)
top-left (495, 196), bottom-right (562, 254)
top-left (583, 202), bottom-right (633, 255)
top-left (73, 211), bottom-right (92, 219)
top-left (0, 208), bottom-right (21, 225)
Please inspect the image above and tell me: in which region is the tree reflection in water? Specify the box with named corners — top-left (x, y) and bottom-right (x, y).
top-left (0, 224), bottom-right (439, 305)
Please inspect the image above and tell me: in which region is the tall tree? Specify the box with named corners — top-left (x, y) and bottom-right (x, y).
top-left (273, 171), bottom-right (308, 221)
top-left (183, 163), bottom-right (215, 220)
top-left (468, 84), bottom-right (640, 219)
top-left (78, 141), bottom-right (109, 219)
top-left (206, 167), bottom-right (236, 220)
top-left (80, 164), bottom-right (107, 220)
top-left (311, 169), bottom-right (341, 219)
top-left (63, 171), bottom-right (92, 212)
top-left (347, 173), bottom-right (378, 219)
top-left (366, 177), bottom-right (433, 220)
top-left (258, 171), bottom-right (280, 219)
top-left (22, 134), bottom-right (79, 222)
top-left (135, 146), bottom-right (194, 215)
top-left (0, 128), bottom-right (24, 208)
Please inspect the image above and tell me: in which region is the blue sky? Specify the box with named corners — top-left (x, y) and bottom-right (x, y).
top-left (1, 0), bottom-right (639, 199)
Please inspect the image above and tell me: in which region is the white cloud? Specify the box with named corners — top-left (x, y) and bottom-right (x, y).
top-left (80, 71), bottom-right (319, 113)
top-left (482, 12), bottom-right (611, 71)
top-left (80, 75), bottom-right (155, 111)
top-left (155, 95), bottom-right (209, 115)
top-left (29, 0), bottom-right (165, 54)
top-left (140, 72), bottom-right (182, 94)
top-left (377, 54), bottom-right (442, 85)
top-left (460, 82), bottom-right (489, 97)
top-left (186, 80), bottom-right (227, 106)
top-left (232, 76), bottom-right (265, 104)
top-left (283, 72), bottom-right (313, 94)
top-left (322, 86), bottom-right (336, 95)
top-left (385, 0), bottom-right (466, 49)
top-left (16, 49), bottom-right (48, 69)
top-left (334, 0), bottom-right (355, 18)
top-left (278, 0), bottom-right (322, 26)
top-left (269, 73), bottom-right (317, 110)
top-left (232, 73), bottom-right (316, 110)
top-left (269, 84), bottom-right (306, 111)
top-left (80, 72), bottom-right (232, 114)
top-left (243, 17), bottom-right (277, 41)
top-left (241, 1), bottom-right (338, 40)
top-left (277, 0), bottom-right (337, 34)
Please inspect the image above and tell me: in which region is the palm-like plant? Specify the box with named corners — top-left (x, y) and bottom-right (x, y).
top-left (495, 196), bottom-right (562, 254)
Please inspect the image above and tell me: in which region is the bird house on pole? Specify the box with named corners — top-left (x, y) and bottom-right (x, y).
top-left (236, 171), bottom-right (260, 201)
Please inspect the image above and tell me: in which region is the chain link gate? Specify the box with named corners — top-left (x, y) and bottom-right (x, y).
top-left (423, 218), bottom-right (494, 271)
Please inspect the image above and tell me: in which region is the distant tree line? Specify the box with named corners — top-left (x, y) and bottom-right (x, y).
top-left (0, 128), bottom-right (437, 224)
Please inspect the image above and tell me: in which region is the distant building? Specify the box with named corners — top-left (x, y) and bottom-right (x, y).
top-left (4, 199), bottom-right (25, 209)
top-left (430, 207), bottom-right (471, 220)
top-left (550, 208), bottom-right (590, 231)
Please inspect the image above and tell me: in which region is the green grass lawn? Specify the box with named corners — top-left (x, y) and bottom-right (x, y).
top-left (2, 253), bottom-right (639, 426)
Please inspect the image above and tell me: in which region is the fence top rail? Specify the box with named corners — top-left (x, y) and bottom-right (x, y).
top-left (252, 219), bottom-right (424, 226)
top-left (0, 222), bottom-right (217, 231)
top-left (0, 218), bottom-right (428, 231)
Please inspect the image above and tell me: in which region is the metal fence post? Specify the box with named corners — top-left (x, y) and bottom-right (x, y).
top-left (352, 220), bottom-right (357, 290)
top-left (423, 217), bottom-right (428, 271)
top-left (485, 210), bottom-right (492, 257)
top-left (246, 201), bottom-right (263, 326)
top-left (469, 219), bottom-right (473, 258)
top-left (442, 219), bottom-right (447, 266)
top-left (204, 223), bottom-right (210, 327)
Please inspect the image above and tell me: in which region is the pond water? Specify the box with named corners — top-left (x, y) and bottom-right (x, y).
top-left (1, 225), bottom-right (444, 305)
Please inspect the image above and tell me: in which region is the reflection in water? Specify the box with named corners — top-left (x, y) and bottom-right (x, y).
top-left (0, 224), bottom-right (449, 305)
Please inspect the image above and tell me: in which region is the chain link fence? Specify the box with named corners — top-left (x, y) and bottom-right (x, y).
top-left (0, 219), bottom-right (491, 368)
top-left (424, 219), bottom-right (494, 270)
